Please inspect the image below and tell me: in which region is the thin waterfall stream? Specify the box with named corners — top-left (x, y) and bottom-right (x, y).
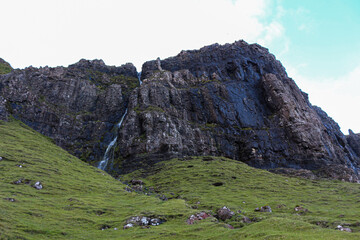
top-left (138, 72), bottom-right (142, 85)
top-left (97, 72), bottom-right (142, 171)
top-left (97, 109), bottom-right (127, 170)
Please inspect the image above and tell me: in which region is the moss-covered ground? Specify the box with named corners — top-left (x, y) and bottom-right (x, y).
top-left (1, 119), bottom-right (360, 239)
top-left (0, 61), bottom-right (12, 75)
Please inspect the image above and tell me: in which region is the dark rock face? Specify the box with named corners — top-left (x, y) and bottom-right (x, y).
top-left (114, 41), bottom-right (360, 180)
top-left (0, 59), bottom-right (138, 164)
top-left (347, 130), bottom-right (360, 157)
top-left (1, 41), bottom-right (359, 181)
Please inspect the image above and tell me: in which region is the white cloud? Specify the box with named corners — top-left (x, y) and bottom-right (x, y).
top-left (286, 63), bottom-right (360, 134)
top-left (0, 0), bottom-right (280, 70)
top-left (2, 0), bottom-right (356, 135)
top-left (258, 21), bottom-right (284, 46)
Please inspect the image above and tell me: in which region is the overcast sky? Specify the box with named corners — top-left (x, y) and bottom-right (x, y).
top-left (1, 0), bottom-right (359, 133)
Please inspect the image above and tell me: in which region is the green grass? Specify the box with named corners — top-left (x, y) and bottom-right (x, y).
top-left (0, 119), bottom-right (191, 239)
top-left (1, 119), bottom-right (360, 239)
top-left (122, 156), bottom-right (360, 239)
top-left (0, 62), bottom-right (12, 75)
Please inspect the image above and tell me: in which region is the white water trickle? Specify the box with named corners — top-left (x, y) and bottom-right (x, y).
top-left (97, 109), bottom-right (128, 170)
top-left (138, 72), bottom-right (142, 85)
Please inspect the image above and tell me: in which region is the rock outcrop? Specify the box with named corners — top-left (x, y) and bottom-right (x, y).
top-left (114, 41), bottom-right (360, 180)
top-left (1, 41), bottom-right (359, 181)
top-left (347, 130), bottom-right (360, 157)
top-left (0, 59), bottom-right (138, 164)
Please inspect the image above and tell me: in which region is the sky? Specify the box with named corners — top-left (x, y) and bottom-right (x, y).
top-left (0, 0), bottom-right (359, 133)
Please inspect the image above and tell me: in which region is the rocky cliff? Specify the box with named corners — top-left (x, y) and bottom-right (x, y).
top-left (0, 59), bottom-right (137, 162)
top-left (0, 41), bottom-right (359, 181)
top-left (114, 41), bottom-right (360, 181)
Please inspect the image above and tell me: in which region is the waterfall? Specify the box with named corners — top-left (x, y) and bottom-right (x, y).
top-left (97, 109), bottom-right (128, 170)
top-left (98, 72), bottom-right (142, 171)
top-left (138, 72), bottom-right (142, 85)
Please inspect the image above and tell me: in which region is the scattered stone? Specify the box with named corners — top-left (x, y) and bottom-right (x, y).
top-left (212, 182), bottom-right (224, 187)
top-left (314, 221), bottom-right (328, 228)
top-left (123, 223), bottom-right (133, 229)
top-left (187, 212), bottom-right (212, 224)
top-left (33, 181), bottom-right (43, 190)
top-left (336, 225), bottom-right (352, 232)
top-left (16, 164), bottom-right (23, 168)
top-left (124, 187), bottom-right (132, 192)
top-left (124, 216), bottom-right (165, 229)
top-left (0, 156), bottom-right (3, 161)
top-left (113, 228), bottom-right (118, 230)
top-left (13, 179), bottom-right (23, 184)
top-left (150, 218), bottom-right (162, 226)
top-left (294, 205), bottom-right (308, 214)
top-left (159, 195), bottom-right (168, 201)
top-left (23, 179), bottom-right (31, 184)
top-left (141, 217), bottom-right (149, 226)
top-left (100, 225), bottom-right (111, 230)
top-left (4, 198), bottom-right (16, 202)
top-left (241, 216), bottom-right (252, 223)
top-left (255, 206), bottom-right (272, 213)
top-left (132, 185), bottom-right (143, 191)
top-left (130, 179), bottom-right (144, 185)
top-left (217, 206), bottom-right (234, 221)
top-left (95, 210), bottom-right (105, 216)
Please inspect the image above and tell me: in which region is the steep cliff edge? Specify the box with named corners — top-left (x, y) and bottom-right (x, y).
top-left (0, 41), bottom-right (359, 181)
top-left (115, 41), bottom-right (360, 181)
top-left (0, 59), bottom-right (138, 163)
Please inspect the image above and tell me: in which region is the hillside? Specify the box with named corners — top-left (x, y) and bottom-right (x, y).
top-left (1, 119), bottom-right (360, 239)
top-left (1, 41), bottom-right (359, 182)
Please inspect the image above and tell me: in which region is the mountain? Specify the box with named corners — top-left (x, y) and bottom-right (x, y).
top-left (0, 41), bottom-right (359, 181)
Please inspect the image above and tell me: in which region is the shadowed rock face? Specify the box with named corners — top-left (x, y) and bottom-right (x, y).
top-left (0, 59), bottom-right (138, 163)
top-left (347, 130), bottom-right (360, 157)
top-left (114, 41), bottom-right (360, 181)
top-left (0, 41), bottom-right (359, 181)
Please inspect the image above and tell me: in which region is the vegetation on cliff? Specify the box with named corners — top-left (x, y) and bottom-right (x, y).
top-left (0, 59), bottom-right (12, 75)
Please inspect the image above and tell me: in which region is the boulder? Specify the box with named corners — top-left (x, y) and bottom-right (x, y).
top-left (186, 212), bottom-right (212, 224)
top-left (33, 181), bottom-right (43, 190)
top-left (336, 225), bottom-right (352, 232)
top-left (217, 206), bottom-right (234, 221)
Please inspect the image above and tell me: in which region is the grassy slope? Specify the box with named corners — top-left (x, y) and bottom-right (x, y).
top-left (1, 119), bottom-right (360, 239)
top-left (122, 157), bottom-right (360, 239)
top-left (0, 119), bottom-right (192, 240)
